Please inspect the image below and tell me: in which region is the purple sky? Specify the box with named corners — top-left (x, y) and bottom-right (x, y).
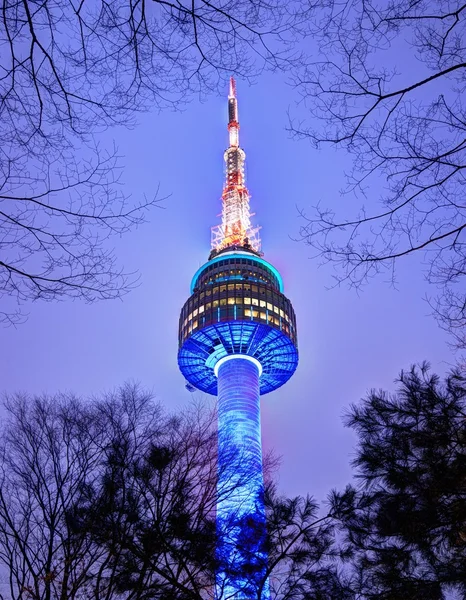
top-left (0, 72), bottom-right (452, 503)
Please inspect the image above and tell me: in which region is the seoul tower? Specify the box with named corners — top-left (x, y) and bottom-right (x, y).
top-left (178, 79), bottom-right (298, 599)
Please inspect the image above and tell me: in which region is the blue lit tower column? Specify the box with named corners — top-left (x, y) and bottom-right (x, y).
top-left (178, 79), bottom-right (298, 599)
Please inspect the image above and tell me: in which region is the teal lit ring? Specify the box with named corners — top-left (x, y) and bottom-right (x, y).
top-left (190, 251), bottom-right (284, 293)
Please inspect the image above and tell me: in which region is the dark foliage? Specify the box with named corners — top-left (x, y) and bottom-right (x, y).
top-left (332, 363), bottom-right (466, 599)
top-left (69, 401), bottom-right (220, 599)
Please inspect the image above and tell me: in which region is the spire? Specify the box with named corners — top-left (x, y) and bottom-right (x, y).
top-left (228, 77), bottom-right (239, 148)
top-left (211, 78), bottom-right (261, 256)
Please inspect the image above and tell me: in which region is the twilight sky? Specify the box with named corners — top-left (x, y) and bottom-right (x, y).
top-left (0, 71), bottom-right (453, 503)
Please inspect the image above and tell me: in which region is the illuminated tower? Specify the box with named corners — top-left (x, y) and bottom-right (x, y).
top-left (178, 79), bottom-right (298, 599)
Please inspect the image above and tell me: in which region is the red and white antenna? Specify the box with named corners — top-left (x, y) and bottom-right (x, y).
top-left (211, 78), bottom-right (261, 255)
top-left (228, 77), bottom-right (239, 148)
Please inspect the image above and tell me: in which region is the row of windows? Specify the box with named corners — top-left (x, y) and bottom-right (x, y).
top-left (194, 282), bottom-right (269, 299)
top-left (182, 298), bottom-right (291, 327)
top-left (179, 283), bottom-right (297, 346)
top-left (195, 258), bottom-right (279, 290)
top-left (184, 283), bottom-right (287, 318)
top-left (198, 269), bottom-right (273, 287)
top-left (203, 258), bottom-right (259, 271)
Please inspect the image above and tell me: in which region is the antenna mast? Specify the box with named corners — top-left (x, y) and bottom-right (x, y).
top-left (211, 78), bottom-right (261, 255)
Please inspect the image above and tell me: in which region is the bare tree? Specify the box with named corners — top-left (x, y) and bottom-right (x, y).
top-left (1, 0), bottom-right (304, 152)
top-left (0, 391), bottom-right (103, 599)
top-left (1, 0), bottom-right (305, 323)
top-left (0, 145), bottom-right (160, 325)
top-left (0, 383), bottom-right (164, 600)
top-left (291, 0), bottom-right (466, 350)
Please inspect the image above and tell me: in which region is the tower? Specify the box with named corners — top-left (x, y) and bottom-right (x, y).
top-left (178, 79), bottom-right (298, 599)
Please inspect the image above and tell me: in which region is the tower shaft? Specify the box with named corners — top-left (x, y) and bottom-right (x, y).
top-left (216, 356), bottom-right (269, 599)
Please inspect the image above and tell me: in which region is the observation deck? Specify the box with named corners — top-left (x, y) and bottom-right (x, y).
top-left (178, 248), bottom-right (298, 395)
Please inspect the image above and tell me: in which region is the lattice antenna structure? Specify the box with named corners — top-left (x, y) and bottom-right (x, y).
top-left (211, 77), bottom-right (261, 256)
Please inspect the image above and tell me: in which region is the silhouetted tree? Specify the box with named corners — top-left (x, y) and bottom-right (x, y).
top-left (292, 1), bottom-right (466, 349)
top-left (331, 364), bottom-right (466, 600)
top-left (263, 489), bottom-right (352, 600)
top-left (70, 399), bottom-right (220, 600)
top-left (72, 415), bottom-right (348, 600)
top-left (1, 0), bottom-right (305, 323)
top-left (2, 0), bottom-right (303, 152)
top-left (0, 384), bottom-right (163, 600)
top-left (0, 146), bottom-right (160, 325)
top-left (0, 385), bottom-right (348, 600)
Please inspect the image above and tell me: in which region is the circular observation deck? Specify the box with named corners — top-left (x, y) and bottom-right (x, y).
top-left (178, 250), bottom-right (298, 395)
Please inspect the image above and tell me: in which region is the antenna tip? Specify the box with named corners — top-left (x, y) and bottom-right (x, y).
top-left (229, 77), bottom-right (237, 98)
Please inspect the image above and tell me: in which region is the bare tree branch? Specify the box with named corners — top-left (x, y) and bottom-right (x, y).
top-left (291, 0), bottom-right (466, 350)
top-left (0, 0), bottom-right (307, 323)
